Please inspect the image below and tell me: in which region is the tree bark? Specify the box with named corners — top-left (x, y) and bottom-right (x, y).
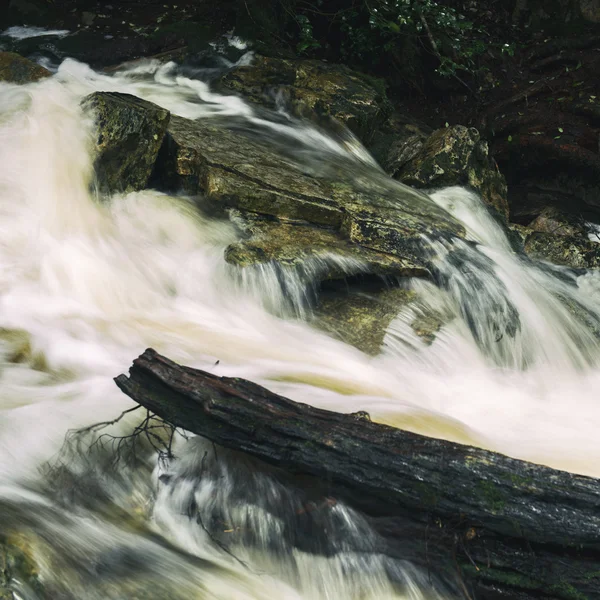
top-left (115, 348), bottom-right (600, 600)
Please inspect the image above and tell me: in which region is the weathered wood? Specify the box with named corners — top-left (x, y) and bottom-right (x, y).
top-left (115, 349), bottom-right (600, 600)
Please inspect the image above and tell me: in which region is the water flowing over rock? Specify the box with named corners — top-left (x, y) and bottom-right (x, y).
top-left (315, 288), bottom-right (418, 355)
top-left (0, 52), bottom-right (50, 84)
top-left (154, 114), bottom-right (465, 275)
top-left (393, 125), bottom-right (509, 220)
top-left (82, 92), bottom-right (170, 195)
top-left (219, 55), bottom-right (390, 143)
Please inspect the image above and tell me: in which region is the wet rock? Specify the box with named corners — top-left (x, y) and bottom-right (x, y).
top-left (524, 231), bottom-right (600, 268)
top-left (0, 52), bottom-right (50, 84)
top-left (82, 92), bottom-right (170, 195)
top-left (6, 0), bottom-right (53, 26)
top-left (0, 535), bottom-right (42, 600)
top-left (81, 12), bottom-right (96, 26)
top-left (219, 55), bottom-right (390, 143)
top-left (155, 115), bottom-right (464, 272)
top-left (315, 288), bottom-right (417, 355)
top-left (581, 0), bottom-right (600, 22)
top-left (410, 311), bottom-right (444, 345)
top-left (368, 112), bottom-right (431, 175)
top-left (528, 206), bottom-right (590, 237)
top-left (394, 125), bottom-right (509, 220)
top-left (226, 211), bottom-right (428, 279)
top-left (0, 329), bottom-right (31, 363)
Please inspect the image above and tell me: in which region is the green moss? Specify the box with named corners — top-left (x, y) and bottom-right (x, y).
top-left (547, 582), bottom-right (589, 600)
top-left (478, 480), bottom-right (507, 513)
top-left (462, 564), bottom-right (541, 589)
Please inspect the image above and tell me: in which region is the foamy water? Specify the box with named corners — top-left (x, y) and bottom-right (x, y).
top-left (0, 56), bottom-right (599, 599)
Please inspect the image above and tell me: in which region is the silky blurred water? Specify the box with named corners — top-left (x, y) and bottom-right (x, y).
top-left (0, 55), bottom-right (599, 600)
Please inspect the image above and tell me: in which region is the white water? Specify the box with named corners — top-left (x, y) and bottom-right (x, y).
top-left (1, 57), bottom-right (600, 599)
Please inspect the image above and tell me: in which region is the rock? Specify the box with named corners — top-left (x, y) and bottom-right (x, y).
top-left (580, 0), bottom-right (600, 22)
top-left (82, 92), bottom-right (170, 195)
top-left (7, 0), bottom-right (52, 25)
top-left (81, 11), bottom-right (96, 26)
top-left (315, 288), bottom-right (417, 355)
top-left (154, 115), bottom-right (465, 272)
top-left (410, 311), bottom-right (444, 345)
top-left (524, 231), bottom-right (600, 269)
top-left (0, 52), bottom-right (50, 84)
top-left (0, 535), bottom-right (41, 600)
top-left (528, 206), bottom-right (590, 237)
top-left (225, 211), bottom-right (428, 279)
top-left (219, 55), bottom-right (390, 143)
top-left (0, 329), bottom-right (31, 363)
top-left (367, 112), bottom-right (431, 175)
top-left (508, 223), bottom-right (534, 245)
top-left (394, 125), bottom-right (509, 220)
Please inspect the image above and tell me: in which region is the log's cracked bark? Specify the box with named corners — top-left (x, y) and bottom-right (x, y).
top-left (115, 349), bottom-right (600, 600)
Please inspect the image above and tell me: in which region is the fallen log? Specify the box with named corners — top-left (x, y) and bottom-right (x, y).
top-left (115, 349), bottom-right (600, 600)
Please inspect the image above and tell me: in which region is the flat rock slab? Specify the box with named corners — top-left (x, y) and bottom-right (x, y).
top-left (226, 211), bottom-right (428, 279)
top-left (155, 115), bottom-right (465, 273)
top-left (82, 92), bottom-right (170, 195)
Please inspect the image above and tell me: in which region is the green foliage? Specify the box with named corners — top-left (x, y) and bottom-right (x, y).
top-left (295, 0), bottom-right (492, 79)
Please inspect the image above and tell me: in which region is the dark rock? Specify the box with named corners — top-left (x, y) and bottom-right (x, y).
top-left (82, 92), bottom-right (170, 195)
top-left (219, 55), bottom-right (390, 143)
top-left (0, 535), bottom-right (42, 600)
top-left (315, 288), bottom-right (417, 355)
top-left (581, 0), bottom-right (600, 22)
top-left (0, 52), bottom-right (50, 84)
top-left (226, 211), bottom-right (427, 279)
top-left (155, 115), bottom-right (465, 272)
top-left (528, 206), bottom-right (590, 237)
top-left (395, 125), bottom-right (509, 220)
top-left (524, 231), bottom-right (600, 268)
top-left (6, 0), bottom-right (53, 26)
top-left (368, 112), bottom-right (432, 175)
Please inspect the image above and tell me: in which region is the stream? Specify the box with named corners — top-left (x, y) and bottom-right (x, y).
top-left (1, 41), bottom-right (600, 600)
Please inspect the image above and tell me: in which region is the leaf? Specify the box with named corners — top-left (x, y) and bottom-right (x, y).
top-left (558, 127), bottom-right (564, 133)
top-left (507, 135), bottom-right (513, 142)
top-left (554, 135), bottom-right (561, 139)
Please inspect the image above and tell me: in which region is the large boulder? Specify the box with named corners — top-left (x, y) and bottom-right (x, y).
top-left (527, 206), bottom-right (590, 238)
top-left (524, 231), bottom-right (600, 269)
top-left (219, 55), bottom-right (390, 143)
top-left (0, 52), bottom-right (50, 84)
top-left (392, 125), bottom-right (509, 220)
top-left (154, 114), bottom-right (465, 274)
top-left (82, 92), bottom-right (170, 195)
top-left (226, 211), bottom-right (427, 279)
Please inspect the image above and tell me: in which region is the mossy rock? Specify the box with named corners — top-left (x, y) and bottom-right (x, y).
top-left (528, 207), bottom-right (590, 238)
top-left (155, 114), bottom-right (465, 271)
top-left (524, 231), bottom-right (600, 269)
top-left (219, 55), bottom-right (391, 143)
top-left (82, 92), bottom-right (170, 195)
top-left (0, 534), bottom-right (43, 599)
top-left (315, 288), bottom-right (418, 355)
top-left (0, 52), bottom-right (50, 84)
top-left (396, 125), bottom-right (509, 220)
top-left (225, 211), bottom-right (428, 280)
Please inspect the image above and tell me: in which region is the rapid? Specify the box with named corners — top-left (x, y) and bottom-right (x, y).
top-left (1, 44), bottom-right (600, 600)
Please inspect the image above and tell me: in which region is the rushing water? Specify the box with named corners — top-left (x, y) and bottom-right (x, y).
top-left (1, 50), bottom-right (600, 600)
